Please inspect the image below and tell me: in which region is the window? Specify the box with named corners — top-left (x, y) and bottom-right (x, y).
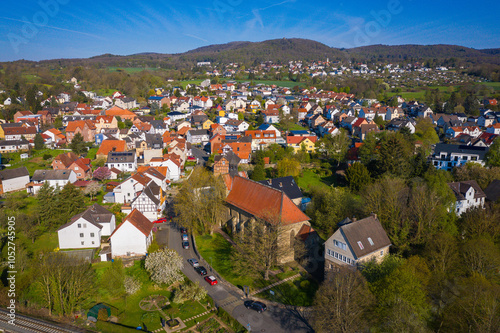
top-left (83, 224), bottom-right (86, 228)
top-left (357, 241), bottom-right (364, 250)
top-left (77, 223), bottom-right (81, 228)
top-left (367, 237), bottom-right (374, 246)
top-left (380, 250), bottom-right (384, 256)
top-left (92, 241), bottom-right (95, 245)
top-left (75, 166), bottom-right (79, 170)
top-left (347, 258), bottom-right (351, 264)
top-left (81, 241), bottom-right (84, 245)
top-left (80, 233), bottom-right (84, 238)
top-left (334, 252), bottom-right (338, 259)
top-left (90, 233), bottom-right (95, 238)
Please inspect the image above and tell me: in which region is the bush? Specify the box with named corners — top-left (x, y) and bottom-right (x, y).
top-left (43, 154), bottom-right (52, 160)
top-left (300, 280), bottom-right (310, 289)
top-left (217, 307), bottom-right (246, 333)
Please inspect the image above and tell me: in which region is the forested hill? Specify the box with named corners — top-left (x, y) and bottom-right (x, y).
top-left (348, 44), bottom-right (500, 65)
top-left (9, 38), bottom-right (500, 69)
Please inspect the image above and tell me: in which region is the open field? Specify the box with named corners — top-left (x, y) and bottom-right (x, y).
top-left (107, 67), bottom-right (161, 73)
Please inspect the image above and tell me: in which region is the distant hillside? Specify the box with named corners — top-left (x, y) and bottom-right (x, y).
top-left (348, 44), bottom-right (500, 65)
top-left (10, 38), bottom-right (500, 69)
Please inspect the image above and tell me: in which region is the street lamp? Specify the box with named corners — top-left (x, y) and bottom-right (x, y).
top-left (210, 257), bottom-right (213, 271)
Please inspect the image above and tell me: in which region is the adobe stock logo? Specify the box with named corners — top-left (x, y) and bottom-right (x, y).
top-left (352, 0), bottom-right (404, 47)
top-left (7, 0), bottom-right (70, 54)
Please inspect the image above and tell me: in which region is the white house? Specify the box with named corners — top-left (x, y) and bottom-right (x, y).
top-left (0, 167), bottom-right (30, 194)
top-left (105, 151), bottom-right (137, 172)
top-left (29, 169), bottom-right (77, 194)
top-left (324, 214), bottom-right (391, 271)
top-left (109, 209), bottom-right (154, 258)
top-left (113, 172), bottom-right (152, 204)
top-left (57, 204), bottom-right (116, 249)
top-left (448, 180), bottom-right (486, 216)
top-left (431, 144), bottom-right (489, 171)
top-left (130, 182), bottom-right (164, 221)
top-left (57, 215), bottom-right (102, 250)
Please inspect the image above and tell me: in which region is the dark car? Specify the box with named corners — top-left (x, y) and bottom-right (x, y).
top-left (180, 227), bottom-right (188, 234)
top-left (182, 241), bottom-right (189, 249)
top-left (194, 266), bottom-right (207, 276)
top-left (244, 300), bottom-right (267, 313)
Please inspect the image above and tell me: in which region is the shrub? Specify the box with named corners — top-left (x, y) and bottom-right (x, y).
top-left (43, 154), bottom-right (52, 160)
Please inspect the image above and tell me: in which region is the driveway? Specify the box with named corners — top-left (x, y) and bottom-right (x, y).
top-left (157, 222), bottom-right (313, 333)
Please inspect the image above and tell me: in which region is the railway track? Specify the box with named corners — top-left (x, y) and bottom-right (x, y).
top-left (0, 308), bottom-right (84, 333)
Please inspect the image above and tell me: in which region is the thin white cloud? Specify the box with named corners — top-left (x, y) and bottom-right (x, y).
top-left (183, 33), bottom-right (210, 43)
top-left (0, 16), bottom-right (105, 39)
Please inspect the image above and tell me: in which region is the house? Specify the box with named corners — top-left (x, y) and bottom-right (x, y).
top-left (52, 152), bottom-right (91, 180)
top-left (28, 169), bottom-right (77, 194)
top-left (244, 130), bottom-right (277, 151)
top-left (186, 129), bottom-right (210, 144)
top-left (261, 108), bottom-right (280, 124)
top-left (105, 106), bottom-right (137, 121)
top-left (148, 96), bottom-right (171, 108)
top-left (129, 182), bottom-right (164, 221)
top-left (225, 176), bottom-right (311, 263)
top-left (448, 180), bottom-right (486, 216)
top-left (258, 176), bottom-right (303, 206)
top-left (94, 115), bottom-right (118, 133)
top-left (57, 204), bottom-right (116, 250)
top-left (109, 209), bottom-right (154, 258)
top-left (115, 97), bottom-right (137, 110)
top-left (431, 144), bottom-right (489, 171)
top-left (113, 172), bottom-right (152, 204)
top-left (96, 140), bottom-right (127, 160)
top-left (43, 128), bottom-right (66, 145)
top-left (286, 135), bottom-right (317, 153)
top-left (65, 120), bottom-right (96, 143)
top-left (3, 126), bottom-right (37, 141)
top-left (0, 139), bottom-right (30, 153)
top-left (106, 152), bottom-right (137, 172)
top-left (224, 120), bottom-right (249, 133)
top-left (0, 167), bottom-right (30, 195)
top-left (355, 123), bottom-right (381, 141)
top-left (385, 118), bottom-right (415, 134)
top-left (324, 214), bottom-right (391, 271)
top-left (213, 151), bottom-right (240, 177)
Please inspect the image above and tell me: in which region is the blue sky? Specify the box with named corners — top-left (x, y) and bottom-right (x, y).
top-left (0, 0), bottom-right (498, 62)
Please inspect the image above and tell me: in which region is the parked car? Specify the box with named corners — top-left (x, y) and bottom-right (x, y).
top-left (204, 275), bottom-right (218, 286)
top-left (153, 217), bottom-right (168, 223)
top-left (187, 259), bottom-right (199, 267)
top-left (181, 234), bottom-right (189, 241)
top-left (194, 266), bottom-right (207, 276)
top-left (180, 227), bottom-right (188, 234)
top-left (244, 300), bottom-right (267, 313)
top-left (182, 241), bottom-right (189, 249)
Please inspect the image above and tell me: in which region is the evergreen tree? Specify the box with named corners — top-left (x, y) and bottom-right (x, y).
top-left (34, 133), bottom-right (45, 150)
top-left (57, 183), bottom-right (86, 226)
top-left (69, 132), bottom-right (87, 155)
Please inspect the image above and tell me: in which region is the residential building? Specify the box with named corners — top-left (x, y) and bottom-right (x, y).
top-left (431, 144), bottom-right (489, 171)
top-left (109, 209), bottom-right (154, 258)
top-left (106, 151), bottom-right (137, 172)
top-left (324, 214), bottom-right (391, 271)
top-left (0, 167), bottom-right (30, 195)
top-left (448, 180), bottom-right (486, 216)
top-left (28, 169), bottom-right (77, 194)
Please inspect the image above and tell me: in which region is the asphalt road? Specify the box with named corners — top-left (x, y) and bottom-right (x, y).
top-left (158, 222), bottom-right (313, 333)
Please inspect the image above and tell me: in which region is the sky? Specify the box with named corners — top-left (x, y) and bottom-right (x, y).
top-left (0, 0), bottom-right (499, 62)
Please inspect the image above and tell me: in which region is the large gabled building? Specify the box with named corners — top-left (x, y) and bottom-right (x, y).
top-left (224, 176), bottom-right (311, 263)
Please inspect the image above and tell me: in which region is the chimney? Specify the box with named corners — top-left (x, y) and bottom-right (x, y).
top-left (371, 212), bottom-right (377, 220)
top-left (352, 216), bottom-right (357, 222)
top-left (279, 182), bottom-right (282, 187)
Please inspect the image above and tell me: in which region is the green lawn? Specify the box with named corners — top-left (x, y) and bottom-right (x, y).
top-left (91, 261), bottom-right (211, 333)
top-left (195, 234), bottom-right (254, 289)
top-left (256, 273), bottom-right (318, 307)
top-left (480, 82), bottom-right (500, 91)
top-left (297, 168), bottom-right (336, 192)
top-left (86, 147), bottom-right (99, 160)
top-left (4, 149), bottom-right (71, 175)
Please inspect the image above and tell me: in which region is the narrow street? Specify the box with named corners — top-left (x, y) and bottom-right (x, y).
top-left (156, 222), bottom-right (313, 333)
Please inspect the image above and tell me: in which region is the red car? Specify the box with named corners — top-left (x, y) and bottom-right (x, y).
top-left (153, 217), bottom-right (168, 224)
top-left (204, 275), bottom-right (218, 286)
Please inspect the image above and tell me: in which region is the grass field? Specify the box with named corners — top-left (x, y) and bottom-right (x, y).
top-left (91, 261), bottom-right (210, 333)
top-left (235, 79), bottom-right (305, 88)
top-left (481, 82), bottom-right (500, 91)
top-left (4, 149), bottom-right (72, 175)
top-left (297, 168), bottom-right (335, 192)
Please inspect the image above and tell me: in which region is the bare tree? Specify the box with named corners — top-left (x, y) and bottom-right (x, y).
top-left (232, 215), bottom-right (290, 280)
top-left (312, 268), bottom-right (374, 333)
top-left (174, 167), bottom-right (226, 234)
